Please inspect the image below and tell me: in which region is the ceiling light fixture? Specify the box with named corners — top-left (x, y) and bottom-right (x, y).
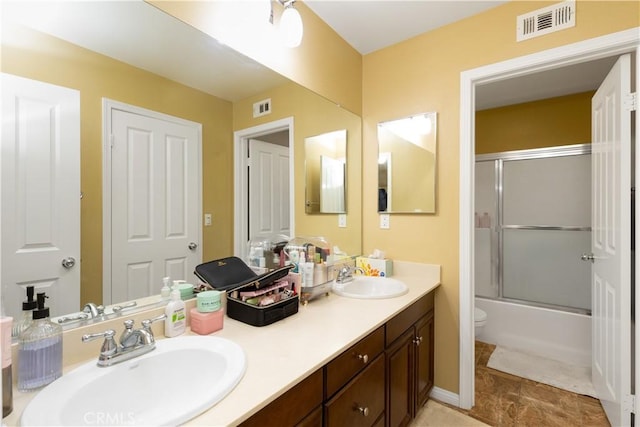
top-left (277, 0), bottom-right (303, 48)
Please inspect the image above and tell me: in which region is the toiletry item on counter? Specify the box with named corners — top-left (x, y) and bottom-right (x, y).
top-left (1, 313), bottom-right (13, 417)
top-left (160, 276), bottom-right (171, 301)
top-left (356, 256), bottom-right (393, 277)
top-left (18, 292), bottom-right (63, 391)
top-left (172, 280), bottom-right (194, 301)
top-left (12, 285), bottom-right (37, 338)
top-left (164, 289), bottom-right (186, 337)
top-left (190, 290), bottom-right (224, 335)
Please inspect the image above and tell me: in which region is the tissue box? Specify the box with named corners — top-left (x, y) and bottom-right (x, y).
top-left (356, 257), bottom-right (393, 277)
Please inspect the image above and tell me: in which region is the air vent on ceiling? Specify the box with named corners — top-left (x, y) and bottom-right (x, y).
top-left (517, 0), bottom-right (575, 42)
top-left (253, 98), bottom-right (272, 118)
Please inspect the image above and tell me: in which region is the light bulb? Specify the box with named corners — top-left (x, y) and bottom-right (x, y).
top-left (280, 5), bottom-right (303, 48)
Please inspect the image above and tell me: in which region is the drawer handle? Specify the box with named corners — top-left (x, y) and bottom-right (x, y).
top-left (357, 353), bottom-right (369, 364)
top-left (413, 336), bottom-right (423, 346)
top-left (355, 405), bottom-right (369, 417)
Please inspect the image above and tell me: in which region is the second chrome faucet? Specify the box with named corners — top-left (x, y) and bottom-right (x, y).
top-left (82, 314), bottom-right (166, 367)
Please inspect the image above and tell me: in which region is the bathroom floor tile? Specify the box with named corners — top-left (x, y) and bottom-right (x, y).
top-left (447, 341), bottom-right (611, 427)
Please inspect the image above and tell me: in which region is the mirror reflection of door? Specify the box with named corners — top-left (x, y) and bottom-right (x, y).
top-left (108, 102), bottom-right (202, 304)
top-left (304, 129), bottom-right (347, 214)
top-left (378, 152), bottom-right (392, 212)
top-left (248, 137), bottom-right (290, 243)
top-left (1, 73), bottom-right (81, 319)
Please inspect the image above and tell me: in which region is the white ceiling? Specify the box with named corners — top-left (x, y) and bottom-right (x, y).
top-left (304, 0), bottom-right (508, 55)
top-left (3, 0), bottom-right (621, 109)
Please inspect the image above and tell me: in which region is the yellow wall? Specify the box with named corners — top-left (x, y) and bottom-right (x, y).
top-left (1, 24), bottom-right (234, 306)
top-left (361, 1), bottom-right (638, 393)
top-left (476, 91), bottom-right (593, 154)
top-left (147, 0), bottom-right (363, 116)
top-left (233, 82), bottom-right (362, 256)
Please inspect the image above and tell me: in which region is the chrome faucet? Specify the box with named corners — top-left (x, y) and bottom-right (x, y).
top-left (335, 265), bottom-right (365, 284)
top-left (82, 314), bottom-right (167, 367)
top-left (82, 302), bottom-right (105, 318)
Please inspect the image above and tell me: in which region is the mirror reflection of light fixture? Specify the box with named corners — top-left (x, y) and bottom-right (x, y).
top-left (278, 0), bottom-right (303, 48)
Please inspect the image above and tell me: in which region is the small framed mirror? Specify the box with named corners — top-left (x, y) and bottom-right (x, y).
top-left (304, 129), bottom-right (347, 214)
top-left (377, 112), bottom-right (437, 213)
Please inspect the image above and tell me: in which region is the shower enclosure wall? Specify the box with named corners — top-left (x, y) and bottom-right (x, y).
top-left (475, 144), bottom-right (592, 365)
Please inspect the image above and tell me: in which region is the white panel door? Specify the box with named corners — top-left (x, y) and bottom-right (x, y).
top-left (110, 109), bottom-right (200, 302)
top-left (591, 54), bottom-right (632, 427)
top-left (320, 155), bottom-right (345, 213)
top-left (248, 139), bottom-right (290, 241)
top-left (1, 73), bottom-right (80, 318)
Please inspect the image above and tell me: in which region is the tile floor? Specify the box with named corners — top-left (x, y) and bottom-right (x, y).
top-left (441, 341), bottom-right (610, 427)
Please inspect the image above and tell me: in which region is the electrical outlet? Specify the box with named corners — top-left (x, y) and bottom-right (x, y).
top-left (204, 213), bottom-right (212, 226)
top-left (338, 214), bottom-right (347, 228)
top-left (380, 214), bottom-right (390, 229)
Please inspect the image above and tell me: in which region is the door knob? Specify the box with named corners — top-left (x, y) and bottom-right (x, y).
top-left (188, 242), bottom-right (198, 251)
top-left (581, 253), bottom-right (595, 263)
top-left (61, 257), bottom-right (76, 269)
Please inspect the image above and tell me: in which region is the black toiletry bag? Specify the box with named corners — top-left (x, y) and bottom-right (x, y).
top-left (194, 256), bottom-right (297, 327)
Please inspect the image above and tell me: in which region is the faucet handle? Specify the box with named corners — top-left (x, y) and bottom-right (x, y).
top-left (82, 329), bottom-right (117, 358)
top-left (142, 314), bottom-right (167, 334)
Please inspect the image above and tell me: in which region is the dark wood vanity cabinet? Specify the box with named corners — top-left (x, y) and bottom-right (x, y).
top-left (385, 292), bottom-right (435, 427)
top-left (240, 290), bottom-right (435, 427)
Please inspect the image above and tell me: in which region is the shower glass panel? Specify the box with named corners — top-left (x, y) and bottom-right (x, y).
top-left (475, 160), bottom-right (498, 298)
top-left (502, 229), bottom-right (591, 310)
top-left (475, 144), bottom-right (592, 314)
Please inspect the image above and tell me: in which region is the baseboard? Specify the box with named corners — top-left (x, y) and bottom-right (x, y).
top-left (429, 386), bottom-right (460, 407)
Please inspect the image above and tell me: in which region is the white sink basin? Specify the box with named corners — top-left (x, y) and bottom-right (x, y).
top-left (332, 276), bottom-right (409, 299)
top-left (21, 336), bottom-right (246, 426)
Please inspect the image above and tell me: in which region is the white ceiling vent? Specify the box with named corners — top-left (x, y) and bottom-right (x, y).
top-left (253, 98), bottom-right (272, 118)
top-left (517, 0), bottom-right (575, 42)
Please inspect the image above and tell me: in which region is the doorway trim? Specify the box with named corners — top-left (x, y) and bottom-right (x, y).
top-left (233, 117), bottom-right (295, 259)
top-left (458, 28), bottom-right (640, 410)
top-left (102, 99), bottom-right (203, 305)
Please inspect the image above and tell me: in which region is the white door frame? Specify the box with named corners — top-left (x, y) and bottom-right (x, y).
top-left (233, 117), bottom-right (295, 259)
top-left (458, 28), bottom-right (640, 410)
top-left (102, 99), bottom-right (203, 305)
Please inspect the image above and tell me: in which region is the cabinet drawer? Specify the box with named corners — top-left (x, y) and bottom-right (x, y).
top-left (386, 291), bottom-right (434, 347)
top-left (325, 326), bottom-right (384, 398)
top-left (324, 354), bottom-right (385, 427)
top-left (240, 369), bottom-right (323, 427)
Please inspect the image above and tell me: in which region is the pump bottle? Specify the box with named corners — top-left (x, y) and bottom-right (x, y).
top-left (164, 289), bottom-right (186, 337)
top-left (12, 285), bottom-right (37, 338)
top-left (17, 292), bottom-right (63, 391)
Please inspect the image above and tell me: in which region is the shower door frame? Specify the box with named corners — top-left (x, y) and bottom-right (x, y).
top-left (476, 143), bottom-right (592, 315)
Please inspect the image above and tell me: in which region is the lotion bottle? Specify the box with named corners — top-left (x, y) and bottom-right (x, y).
top-left (164, 289), bottom-right (186, 337)
top-left (160, 276), bottom-right (171, 301)
top-left (17, 292), bottom-right (63, 391)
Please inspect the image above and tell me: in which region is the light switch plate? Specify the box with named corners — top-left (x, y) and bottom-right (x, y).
top-left (338, 214), bottom-right (347, 228)
top-left (380, 214), bottom-right (390, 229)
top-left (204, 213), bottom-right (212, 226)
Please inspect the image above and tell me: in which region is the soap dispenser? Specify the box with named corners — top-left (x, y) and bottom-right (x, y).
top-left (160, 276), bottom-right (171, 301)
top-left (12, 285), bottom-right (37, 338)
top-left (17, 292), bottom-right (63, 391)
top-left (164, 288), bottom-right (186, 337)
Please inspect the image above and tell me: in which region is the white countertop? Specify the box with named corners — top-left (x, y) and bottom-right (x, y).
top-left (4, 261), bottom-right (440, 427)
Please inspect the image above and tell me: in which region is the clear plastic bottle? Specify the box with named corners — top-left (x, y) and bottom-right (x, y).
top-left (12, 285), bottom-right (37, 338)
top-left (17, 292), bottom-right (63, 391)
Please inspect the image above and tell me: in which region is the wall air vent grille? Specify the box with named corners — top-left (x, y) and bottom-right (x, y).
top-left (517, 0), bottom-right (575, 42)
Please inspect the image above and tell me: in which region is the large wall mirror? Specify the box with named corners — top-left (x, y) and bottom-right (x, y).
top-left (1, 1), bottom-right (362, 329)
top-left (377, 112), bottom-right (437, 213)
top-left (304, 129), bottom-right (347, 214)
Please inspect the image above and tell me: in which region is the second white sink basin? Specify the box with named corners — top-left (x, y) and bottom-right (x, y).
top-left (21, 335), bottom-right (246, 426)
top-left (332, 276), bottom-right (409, 299)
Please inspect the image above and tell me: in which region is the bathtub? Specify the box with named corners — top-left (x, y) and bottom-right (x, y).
top-left (475, 297), bottom-right (591, 367)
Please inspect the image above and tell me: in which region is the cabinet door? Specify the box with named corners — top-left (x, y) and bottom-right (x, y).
top-left (415, 312), bottom-right (434, 410)
top-left (386, 329), bottom-right (415, 427)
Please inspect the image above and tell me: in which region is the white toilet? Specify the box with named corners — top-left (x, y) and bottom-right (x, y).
top-left (474, 307), bottom-right (487, 337)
